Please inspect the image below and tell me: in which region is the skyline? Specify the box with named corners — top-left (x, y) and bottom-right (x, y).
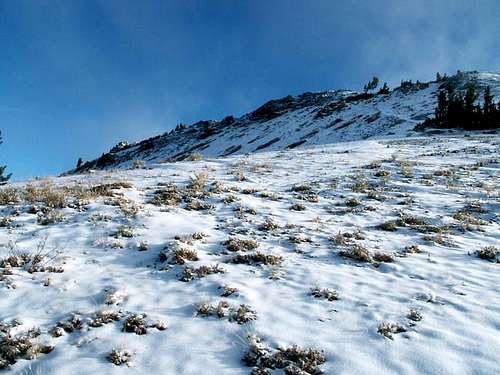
top-left (1, 0), bottom-right (499, 180)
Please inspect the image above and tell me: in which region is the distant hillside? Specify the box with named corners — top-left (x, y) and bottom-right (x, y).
top-left (69, 71), bottom-right (500, 173)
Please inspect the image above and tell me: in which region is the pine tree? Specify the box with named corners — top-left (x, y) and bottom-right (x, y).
top-left (377, 82), bottom-right (390, 94)
top-left (0, 131), bottom-right (11, 184)
top-left (483, 86), bottom-right (494, 128)
top-left (463, 83), bottom-right (478, 129)
top-left (435, 90), bottom-right (448, 127)
top-left (77, 158), bottom-right (83, 169)
top-left (363, 76), bottom-right (379, 93)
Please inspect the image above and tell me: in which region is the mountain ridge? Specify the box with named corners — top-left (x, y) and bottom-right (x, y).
top-left (69, 70), bottom-right (500, 174)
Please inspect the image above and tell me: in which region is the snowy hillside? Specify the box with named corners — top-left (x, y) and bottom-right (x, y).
top-left (71, 71), bottom-right (500, 173)
top-left (1, 132), bottom-right (499, 374)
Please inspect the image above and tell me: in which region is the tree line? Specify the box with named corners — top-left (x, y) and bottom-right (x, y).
top-left (432, 84), bottom-right (500, 130)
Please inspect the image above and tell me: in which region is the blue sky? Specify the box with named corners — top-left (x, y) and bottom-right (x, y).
top-left (1, 0), bottom-right (499, 180)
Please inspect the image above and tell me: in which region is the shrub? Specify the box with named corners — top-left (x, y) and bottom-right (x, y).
top-left (339, 244), bottom-right (372, 262)
top-left (259, 218), bottom-right (279, 231)
top-left (290, 203), bottom-right (306, 211)
top-left (476, 246), bottom-right (499, 260)
top-left (225, 237), bottom-right (259, 252)
top-left (179, 264), bottom-right (225, 282)
top-left (231, 252), bottom-right (283, 266)
top-left (242, 335), bottom-right (327, 374)
top-left (0, 323), bottom-right (53, 369)
top-left (37, 209), bottom-right (65, 225)
top-left (151, 184), bottom-right (182, 206)
top-left (107, 349), bottom-right (132, 366)
top-left (372, 252), bottom-right (395, 263)
top-left (122, 314), bottom-right (148, 335)
top-left (310, 287), bottom-right (338, 301)
top-left (377, 321), bottom-right (407, 340)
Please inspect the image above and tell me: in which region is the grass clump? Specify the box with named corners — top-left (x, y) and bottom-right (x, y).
top-left (378, 220), bottom-right (400, 232)
top-left (310, 287), bottom-right (338, 301)
top-left (0, 323), bottom-right (54, 369)
top-left (220, 285), bottom-right (239, 297)
top-left (151, 183), bottom-right (182, 206)
top-left (290, 203), bottom-right (306, 211)
top-left (377, 321), bottom-right (407, 340)
top-left (197, 302), bottom-right (257, 323)
top-left (225, 237), bottom-right (259, 252)
top-left (372, 251), bottom-right (395, 263)
top-left (122, 314), bottom-right (148, 335)
top-left (288, 234), bottom-right (312, 244)
top-left (404, 245), bottom-right (421, 254)
top-left (476, 246), bottom-right (499, 261)
top-left (37, 209), bottom-right (65, 225)
top-left (242, 335), bottom-right (327, 374)
top-left (107, 349), bottom-right (132, 366)
top-left (259, 218), bottom-right (279, 231)
top-left (339, 244), bottom-right (372, 263)
top-left (231, 252), bottom-right (283, 266)
top-left (185, 198), bottom-right (214, 211)
top-left (407, 309), bottom-right (422, 322)
top-left (179, 264), bottom-right (226, 282)
top-left (0, 187), bottom-right (21, 205)
top-left (114, 225), bottom-right (134, 238)
top-left (291, 184), bottom-right (311, 193)
top-left (89, 310), bottom-right (123, 328)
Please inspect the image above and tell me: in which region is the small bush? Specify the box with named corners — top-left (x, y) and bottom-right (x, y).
top-left (225, 237), bottom-right (259, 252)
top-left (107, 349), bottom-right (132, 366)
top-left (476, 246), bottom-right (499, 260)
top-left (378, 220), bottom-right (399, 232)
top-left (290, 203), bottom-right (306, 211)
top-left (259, 218), bottom-right (279, 231)
top-left (310, 287), bottom-right (338, 301)
top-left (231, 252), bottom-right (283, 266)
top-left (339, 244), bottom-right (372, 262)
top-left (115, 225), bottom-right (134, 238)
top-left (151, 184), bottom-right (182, 206)
top-left (122, 314), bottom-right (148, 335)
top-left (179, 264), bottom-right (226, 282)
top-left (377, 321), bottom-right (407, 340)
top-left (0, 323), bottom-right (53, 369)
top-left (404, 245), bottom-right (421, 254)
top-left (372, 251), bottom-right (395, 263)
top-left (37, 209), bottom-right (65, 225)
top-left (242, 335), bottom-right (327, 374)
top-left (407, 309), bottom-right (422, 322)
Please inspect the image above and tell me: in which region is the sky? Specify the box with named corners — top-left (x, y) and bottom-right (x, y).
top-left (0, 0), bottom-right (499, 180)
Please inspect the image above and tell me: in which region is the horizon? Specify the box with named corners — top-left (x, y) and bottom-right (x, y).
top-left (1, 0), bottom-right (499, 180)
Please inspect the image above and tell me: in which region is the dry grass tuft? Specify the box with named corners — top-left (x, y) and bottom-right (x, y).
top-left (259, 218), bottom-right (279, 231)
top-left (231, 252), bottom-right (283, 266)
top-left (372, 252), bottom-right (395, 263)
top-left (151, 183), bottom-right (182, 206)
top-left (310, 287), bottom-right (338, 301)
top-left (476, 246), bottom-right (499, 261)
top-left (179, 264), bottom-right (226, 282)
top-left (339, 244), bottom-right (372, 263)
top-left (225, 237), bottom-right (259, 252)
top-left (107, 349), bottom-right (132, 366)
top-left (0, 323), bottom-right (53, 369)
top-left (122, 314), bottom-right (148, 335)
top-left (377, 321), bottom-right (407, 340)
top-left (290, 203), bottom-right (306, 211)
top-left (242, 335), bottom-right (327, 374)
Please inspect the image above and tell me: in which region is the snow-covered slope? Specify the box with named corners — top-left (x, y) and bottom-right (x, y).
top-left (72, 71), bottom-right (500, 173)
top-left (1, 133), bottom-right (499, 374)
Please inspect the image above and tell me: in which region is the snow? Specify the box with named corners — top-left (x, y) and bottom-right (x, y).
top-left (1, 132), bottom-right (498, 374)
